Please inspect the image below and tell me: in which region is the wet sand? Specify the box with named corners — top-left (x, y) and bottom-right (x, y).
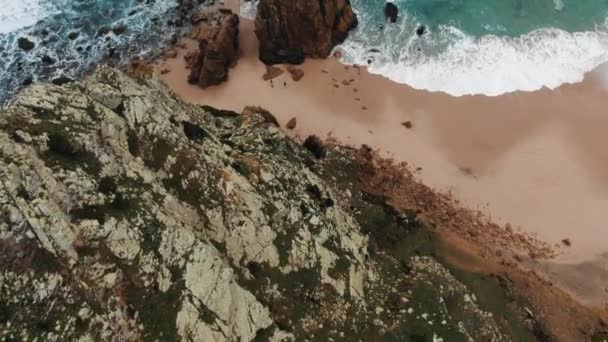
top-left (157, 18), bottom-right (608, 306)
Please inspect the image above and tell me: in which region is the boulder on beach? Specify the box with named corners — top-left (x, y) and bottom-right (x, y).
top-left (255, 0), bottom-right (358, 65)
top-left (287, 66), bottom-right (304, 81)
top-left (286, 117), bottom-right (297, 130)
top-left (263, 66), bottom-right (284, 80)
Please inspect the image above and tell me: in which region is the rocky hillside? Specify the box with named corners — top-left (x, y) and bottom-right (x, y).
top-left (0, 67), bottom-right (604, 341)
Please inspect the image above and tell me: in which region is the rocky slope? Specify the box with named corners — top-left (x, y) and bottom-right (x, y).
top-left (254, 0), bottom-right (358, 64)
top-left (0, 67), bottom-right (605, 341)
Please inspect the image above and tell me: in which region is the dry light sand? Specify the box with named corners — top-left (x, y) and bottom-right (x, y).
top-left (157, 17), bottom-right (608, 306)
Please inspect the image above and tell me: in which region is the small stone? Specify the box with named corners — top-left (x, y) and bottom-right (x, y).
top-left (286, 117), bottom-right (297, 130)
top-left (263, 66), bottom-right (284, 81)
top-left (401, 121), bottom-right (413, 129)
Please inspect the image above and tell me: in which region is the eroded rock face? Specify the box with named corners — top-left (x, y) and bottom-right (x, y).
top-left (254, 0), bottom-right (358, 65)
top-left (0, 67), bottom-right (371, 341)
top-left (0, 67), bottom-right (544, 341)
top-left (188, 12), bottom-right (240, 88)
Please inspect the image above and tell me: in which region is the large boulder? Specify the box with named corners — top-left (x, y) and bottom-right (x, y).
top-left (254, 0), bottom-right (358, 65)
top-left (188, 13), bottom-right (240, 88)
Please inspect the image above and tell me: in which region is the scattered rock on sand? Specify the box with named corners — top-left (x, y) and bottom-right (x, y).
top-left (562, 238), bottom-right (571, 247)
top-left (286, 117), bottom-right (297, 130)
top-left (303, 135), bottom-right (325, 159)
top-left (402, 121), bottom-right (413, 129)
top-left (263, 66), bottom-right (284, 80)
top-left (385, 2), bottom-right (399, 23)
top-left (287, 67), bottom-right (304, 81)
top-left (18, 37), bottom-right (35, 51)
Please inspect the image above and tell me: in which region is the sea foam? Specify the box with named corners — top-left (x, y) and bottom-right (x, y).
top-left (337, 17), bottom-right (608, 96)
top-left (0, 0), bottom-right (57, 34)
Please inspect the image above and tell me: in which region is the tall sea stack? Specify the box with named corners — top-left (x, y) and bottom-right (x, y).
top-left (254, 0), bottom-right (358, 65)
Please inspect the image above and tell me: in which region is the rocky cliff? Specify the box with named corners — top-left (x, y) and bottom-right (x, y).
top-left (0, 67), bottom-right (603, 341)
top-left (254, 0), bottom-right (358, 64)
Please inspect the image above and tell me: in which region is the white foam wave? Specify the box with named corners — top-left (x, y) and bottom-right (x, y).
top-left (337, 20), bottom-right (608, 96)
top-left (0, 0), bottom-right (58, 34)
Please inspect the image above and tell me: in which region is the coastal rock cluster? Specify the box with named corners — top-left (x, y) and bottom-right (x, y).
top-left (254, 0), bottom-right (358, 64)
top-left (188, 11), bottom-right (241, 87)
top-left (0, 67), bottom-right (531, 341)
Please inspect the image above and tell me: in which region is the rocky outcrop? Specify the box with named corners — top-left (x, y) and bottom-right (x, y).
top-left (254, 0), bottom-right (358, 65)
top-left (0, 66), bottom-right (580, 341)
top-left (384, 2), bottom-right (399, 23)
top-left (188, 12), bottom-right (240, 88)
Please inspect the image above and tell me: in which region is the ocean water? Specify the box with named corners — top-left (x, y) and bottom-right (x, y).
top-left (338, 0), bottom-right (608, 95)
top-left (2, 1), bottom-right (608, 101)
top-left (0, 0), bottom-right (185, 104)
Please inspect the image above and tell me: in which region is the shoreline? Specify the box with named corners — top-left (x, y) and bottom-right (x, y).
top-left (156, 16), bottom-right (608, 308)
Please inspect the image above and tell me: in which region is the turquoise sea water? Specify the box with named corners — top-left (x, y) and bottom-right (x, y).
top-left (338, 0), bottom-right (608, 95)
top-left (0, 0), bottom-right (183, 104)
top-left (3, 0), bottom-right (608, 101)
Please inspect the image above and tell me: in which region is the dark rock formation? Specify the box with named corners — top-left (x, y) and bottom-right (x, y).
top-left (17, 37), bottom-right (35, 51)
top-left (416, 25), bottom-right (426, 36)
top-left (255, 0), bottom-right (358, 65)
top-left (385, 2), bottom-right (399, 23)
top-left (188, 13), bottom-right (240, 88)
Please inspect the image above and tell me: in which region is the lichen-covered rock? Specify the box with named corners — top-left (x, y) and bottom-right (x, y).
top-left (0, 66), bottom-right (550, 341)
top-left (0, 66), bottom-right (370, 341)
top-left (254, 0), bottom-right (358, 64)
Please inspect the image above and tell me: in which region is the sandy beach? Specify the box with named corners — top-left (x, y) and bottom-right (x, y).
top-left (157, 16), bottom-right (608, 307)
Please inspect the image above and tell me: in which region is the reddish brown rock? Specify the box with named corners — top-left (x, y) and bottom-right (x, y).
top-left (255, 0), bottom-right (358, 65)
top-left (287, 67), bottom-right (304, 81)
top-left (262, 66), bottom-right (284, 81)
top-left (286, 117), bottom-right (297, 130)
top-left (188, 12), bottom-right (240, 88)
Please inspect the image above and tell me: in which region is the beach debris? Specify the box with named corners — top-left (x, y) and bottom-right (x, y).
top-left (303, 135), bottom-right (326, 159)
top-left (321, 69), bottom-right (329, 74)
top-left (286, 117), bottom-right (297, 130)
top-left (362, 105), bottom-right (368, 110)
top-left (17, 37), bottom-right (35, 51)
top-left (384, 2), bottom-right (399, 23)
top-left (287, 66), bottom-right (305, 81)
top-left (402, 121), bottom-right (413, 129)
top-left (263, 66), bottom-right (284, 81)
top-left (416, 25), bottom-right (426, 36)
top-left (561, 238), bottom-right (571, 247)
